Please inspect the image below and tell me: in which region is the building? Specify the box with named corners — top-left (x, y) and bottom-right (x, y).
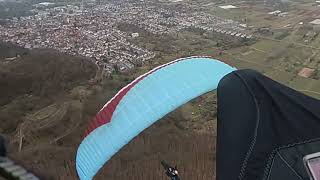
top-left (268, 10), bottom-right (281, 16)
top-left (131, 33), bottom-right (139, 38)
top-left (309, 19), bottom-right (320, 31)
top-left (298, 67), bottom-right (315, 78)
top-left (310, 19), bottom-right (320, 25)
top-left (219, 5), bottom-right (238, 10)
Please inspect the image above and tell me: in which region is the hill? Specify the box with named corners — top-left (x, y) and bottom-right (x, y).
top-left (0, 41), bottom-right (218, 180)
top-left (0, 42), bottom-right (96, 133)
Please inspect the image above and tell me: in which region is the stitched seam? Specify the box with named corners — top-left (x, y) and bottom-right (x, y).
top-left (278, 152), bottom-right (304, 180)
top-left (263, 137), bottom-right (320, 180)
top-left (234, 72), bottom-right (261, 180)
top-left (266, 151), bottom-right (278, 180)
top-left (229, 71), bottom-right (320, 179)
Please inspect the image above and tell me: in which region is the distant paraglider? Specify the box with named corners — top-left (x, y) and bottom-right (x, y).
top-left (161, 161), bottom-right (180, 180)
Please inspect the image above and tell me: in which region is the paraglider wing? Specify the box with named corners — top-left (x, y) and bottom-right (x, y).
top-left (76, 57), bottom-right (236, 180)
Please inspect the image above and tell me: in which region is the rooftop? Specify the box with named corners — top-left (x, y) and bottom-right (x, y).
top-left (310, 19), bottom-right (320, 25)
top-left (298, 67), bottom-right (315, 78)
top-left (219, 5), bottom-right (238, 9)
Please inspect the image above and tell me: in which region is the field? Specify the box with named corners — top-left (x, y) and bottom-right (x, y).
top-left (199, 0), bottom-right (320, 100)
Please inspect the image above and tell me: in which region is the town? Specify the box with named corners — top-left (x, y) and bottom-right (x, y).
top-left (0, 0), bottom-right (252, 75)
top-left (3, 0), bottom-right (320, 179)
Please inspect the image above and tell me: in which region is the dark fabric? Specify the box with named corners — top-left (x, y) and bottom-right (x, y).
top-left (270, 139), bottom-right (320, 180)
top-left (267, 153), bottom-right (301, 180)
top-left (216, 69), bottom-right (320, 180)
top-left (0, 136), bottom-right (6, 157)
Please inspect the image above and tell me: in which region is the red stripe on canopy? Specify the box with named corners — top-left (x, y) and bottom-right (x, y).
top-left (83, 59), bottom-right (189, 138)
